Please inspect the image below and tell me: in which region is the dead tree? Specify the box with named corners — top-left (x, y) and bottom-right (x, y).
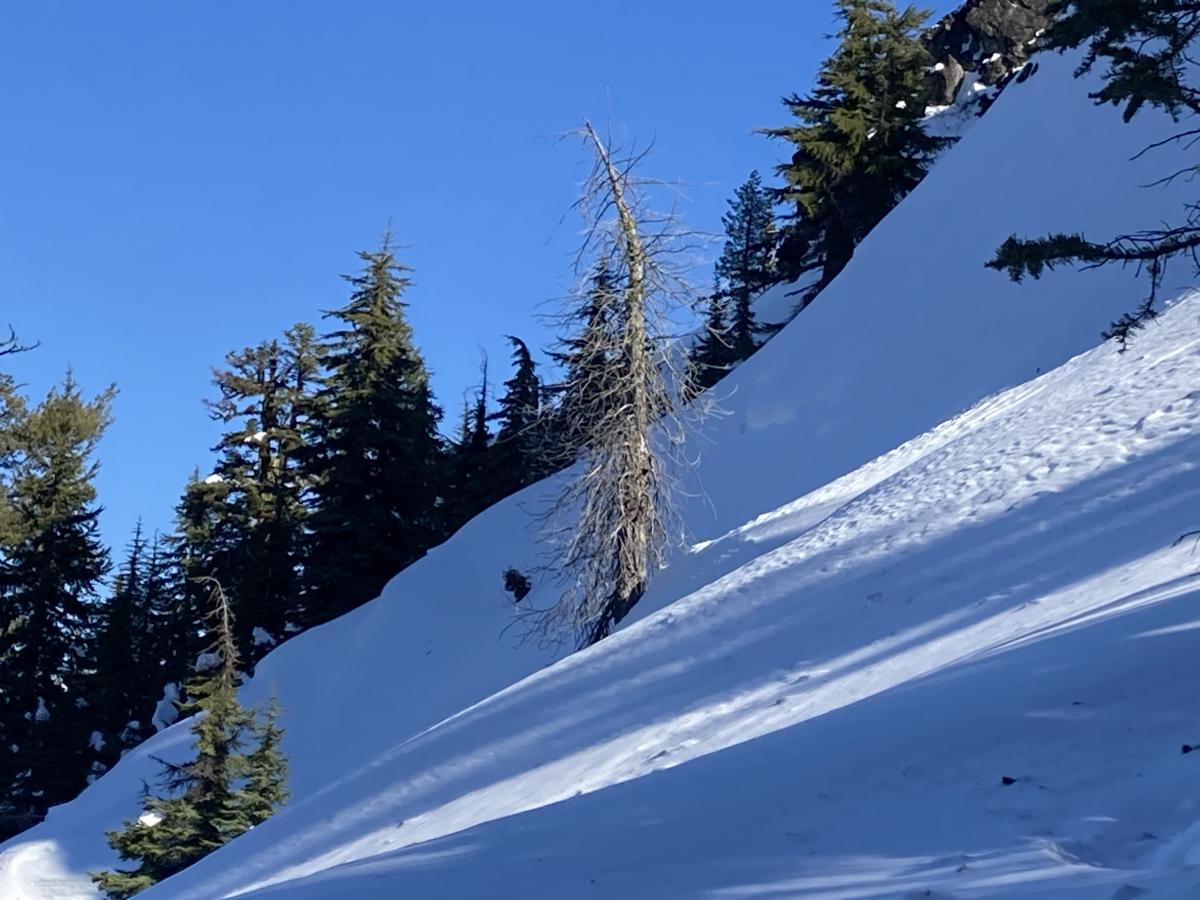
top-left (529, 122), bottom-right (702, 650)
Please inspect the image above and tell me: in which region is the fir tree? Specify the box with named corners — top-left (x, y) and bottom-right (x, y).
top-left (689, 281), bottom-right (736, 393)
top-left (238, 696), bottom-right (289, 827)
top-left (763, 0), bottom-right (944, 298)
top-left (988, 0), bottom-right (1200, 347)
top-left (443, 358), bottom-right (492, 531)
top-left (715, 171), bottom-right (777, 359)
top-left (86, 522), bottom-right (160, 774)
top-left (302, 236), bottom-right (445, 625)
top-left (490, 336), bottom-right (544, 491)
top-left (546, 264), bottom-right (619, 462)
top-left (0, 374), bottom-right (113, 838)
top-left (204, 326), bottom-right (317, 657)
top-left (92, 579), bottom-right (288, 899)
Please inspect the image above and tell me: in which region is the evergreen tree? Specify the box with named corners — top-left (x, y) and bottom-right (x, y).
top-left (546, 264), bottom-right (619, 461)
top-left (490, 336), bottom-right (544, 491)
top-left (689, 280), bottom-right (736, 393)
top-left (92, 579), bottom-right (288, 899)
top-left (715, 171), bottom-right (777, 359)
top-left (302, 236), bottom-right (445, 625)
top-left (204, 325), bottom-right (317, 657)
top-left (0, 374), bottom-right (113, 838)
top-left (763, 0), bottom-right (944, 297)
top-left (86, 522), bottom-right (160, 774)
top-left (443, 359), bottom-right (492, 531)
top-left (163, 472), bottom-right (230, 697)
top-left (988, 0), bottom-right (1200, 347)
top-left (238, 696), bottom-right (289, 827)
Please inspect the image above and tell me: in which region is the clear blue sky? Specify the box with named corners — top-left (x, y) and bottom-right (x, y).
top-left (0, 0), bottom-right (957, 553)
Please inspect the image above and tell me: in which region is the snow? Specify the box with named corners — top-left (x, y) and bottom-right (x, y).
top-left (202, 473), bottom-right (223, 485)
top-left (151, 683), bottom-right (180, 732)
top-left (251, 627), bottom-right (276, 648)
top-left (87, 733), bottom-right (104, 753)
top-left (32, 698), bottom-right (49, 723)
top-left (5, 49), bottom-right (1200, 900)
top-left (136, 813), bottom-right (162, 829)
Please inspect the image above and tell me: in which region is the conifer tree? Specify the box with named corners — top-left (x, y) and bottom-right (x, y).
top-left (0, 374), bottom-right (113, 838)
top-left (715, 171), bottom-right (777, 359)
top-left (204, 326), bottom-right (317, 657)
top-left (86, 522), bottom-right (160, 774)
top-left (490, 336), bottom-right (543, 491)
top-left (443, 359), bottom-right (492, 531)
top-left (546, 264), bottom-right (619, 461)
top-left (689, 281), bottom-right (736, 393)
top-left (302, 236), bottom-right (445, 624)
top-left (763, 0), bottom-right (943, 298)
top-left (92, 579), bottom-right (288, 899)
top-left (988, 0), bottom-right (1200, 347)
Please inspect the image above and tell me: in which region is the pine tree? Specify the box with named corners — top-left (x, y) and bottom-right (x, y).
top-left (0, 374), bottom-right (113, 838)
top-left (238, 696), bottom-right (289, 827)
top-left (763, 0), bottom-right (944, 298)
top-left (546, 263), bottom-right (619, 462)
top-left (490, 336), bottom-right (543, 492)
top-left (443, 358), bottom-right (492, 531)
top-left (302, 236), bottom-right (445, 625)
top-left (204, 326), bottom-right (316, 658)
top-left (92, 579), bottom-right (288, 899)
top-left (689, 280), bottom-right (736, 393)
top-left (86, 522), bottom-right (161, 775)
top-left (715, 171), bottom-right (777, 359)
top-left (988, 0), bottom-right (1200, 347)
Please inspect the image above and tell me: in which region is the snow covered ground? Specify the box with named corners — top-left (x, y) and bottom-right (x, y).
top-left (5, 49), bottom-right (1200, 899)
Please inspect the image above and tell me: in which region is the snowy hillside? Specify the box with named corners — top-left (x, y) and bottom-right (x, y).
top-left (6, 49), bottom-right (1200, 899)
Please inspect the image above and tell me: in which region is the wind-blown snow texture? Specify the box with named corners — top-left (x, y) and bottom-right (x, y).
top-left (7, 50), bottom-right (1200, 899)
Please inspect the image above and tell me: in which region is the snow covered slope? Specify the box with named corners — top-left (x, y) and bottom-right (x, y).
top-left (6, 50), bottom-right (1200, 899)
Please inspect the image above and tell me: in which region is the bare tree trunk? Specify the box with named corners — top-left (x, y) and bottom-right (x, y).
top-left (525, 122), bottom-right (701, 650)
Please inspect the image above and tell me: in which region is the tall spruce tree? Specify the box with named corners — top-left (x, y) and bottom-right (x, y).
top-left (763, 0), bottom-right (943, 298)
top-left (443, 359), bottom-right (492, 531)
top-left (92, 579), bottom-right (288, 899)
top-left (690, 280), bottom-right (736, 393)
top-left (204, 326), bottom-right (317, 657)
top-left (988, 0), bottom-right (1200, 346)
top-left (715, 171), bottom-right (777, 359)
top-left (490, 336), bottom-right (543, 492)
top-left (546, 264), bottom-right (619, 462)
top-left (0, 374), bottom-right (113, 838)
top-left (86, 522), bottom-right (161, 775)
top-left (302, 236), bottom-right (445, 624)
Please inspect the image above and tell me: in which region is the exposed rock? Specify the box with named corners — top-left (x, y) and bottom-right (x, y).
top-left (922, 0), bottom-right (1056, 106)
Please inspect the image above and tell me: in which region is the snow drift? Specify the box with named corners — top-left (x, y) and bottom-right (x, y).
top-left (5, 49), bottom-right (1200, 899)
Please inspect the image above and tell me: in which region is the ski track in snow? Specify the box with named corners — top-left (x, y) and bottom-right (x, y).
top-left (8, 49), bottom-right (1200, 900)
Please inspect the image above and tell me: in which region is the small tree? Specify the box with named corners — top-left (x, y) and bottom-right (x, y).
top-left (532, 123), bottom-right (699, 649)
top-left (91, 579), bottom-right (288, 899)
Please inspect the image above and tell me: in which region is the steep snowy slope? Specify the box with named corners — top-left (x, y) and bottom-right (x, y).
top-left (5, 49), bottom-right (1200, 899)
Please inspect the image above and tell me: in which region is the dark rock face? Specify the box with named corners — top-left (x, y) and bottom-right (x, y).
top-left (923, 0), bottom-right (1057, 105)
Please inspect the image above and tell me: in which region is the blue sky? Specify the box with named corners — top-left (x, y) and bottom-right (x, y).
top-left (0, 0), bottom-right (956, 553)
